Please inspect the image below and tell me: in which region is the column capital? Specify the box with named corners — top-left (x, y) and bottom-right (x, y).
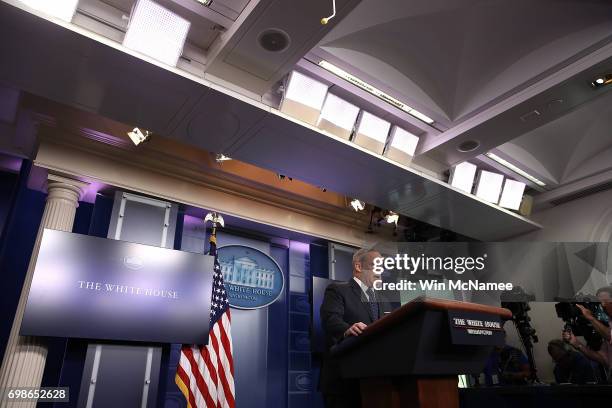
top-left (46, 173), bottom-right (89, 200)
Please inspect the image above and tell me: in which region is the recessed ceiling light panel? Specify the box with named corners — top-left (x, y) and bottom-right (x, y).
top-left (18, 0), bottom-right (78, 21)
top-left (123, 0), bottom-right (191, 67)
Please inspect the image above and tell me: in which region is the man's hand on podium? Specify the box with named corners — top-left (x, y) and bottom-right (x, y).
top-left (344, 322), bottom-right (367, 338)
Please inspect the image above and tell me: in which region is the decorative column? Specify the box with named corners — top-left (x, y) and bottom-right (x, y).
top-left (0, 174), bottom-right (87, 406)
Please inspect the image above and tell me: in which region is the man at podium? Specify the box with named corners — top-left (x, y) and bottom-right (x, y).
top-left (319, 248), bottom-right (394, 408)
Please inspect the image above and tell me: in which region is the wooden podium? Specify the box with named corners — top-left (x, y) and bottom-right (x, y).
top-left (331, 297), bottom-right (512, 408)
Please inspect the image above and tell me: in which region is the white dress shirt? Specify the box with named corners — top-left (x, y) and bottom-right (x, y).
top-left (353, 277), bottom-right (373, 301)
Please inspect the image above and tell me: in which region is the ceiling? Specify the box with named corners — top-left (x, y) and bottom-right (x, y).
top-left (1, 0), bottom-right (612, 224)
top-left (495, 89), bottom-right (612, 186)
top-left (316, 0), bottom-right (612, 125)
top-left (310, 0), bottom-right (612, 207)
top-left (0, 0), bottom-right (542, 240)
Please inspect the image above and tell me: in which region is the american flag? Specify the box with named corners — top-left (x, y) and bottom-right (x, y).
top-left (176, 231), bottom-right (235, 408)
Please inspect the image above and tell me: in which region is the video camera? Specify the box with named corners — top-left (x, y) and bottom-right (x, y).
top-left (500, 287), bottom-right (539, 382)
top-left (501, 287), bottom-right (538, 345)
top-left (555, 293), bottom-right (608, 350)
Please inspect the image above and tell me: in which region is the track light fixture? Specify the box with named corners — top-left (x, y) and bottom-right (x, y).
top-left (384, 211), bottom-right (399, 225)
top-left (349, 199), bottom-right (365, 212)
top-left (127, 127), bottom-right (151, 146)
top-left (215, 153), bottom-right (232, 163)
top-left (591, 73), bottom-right (612, 89)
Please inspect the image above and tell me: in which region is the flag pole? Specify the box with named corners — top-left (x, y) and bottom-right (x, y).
top-left (204, 212), bottom-right (224, 252)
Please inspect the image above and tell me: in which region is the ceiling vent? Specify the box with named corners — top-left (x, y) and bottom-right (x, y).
top-left (549, 181), bottom-right (612, 206)
top-left (457, 140), bottom-right (480, 153)
top-left (258, 28), bottom-right (290, 52)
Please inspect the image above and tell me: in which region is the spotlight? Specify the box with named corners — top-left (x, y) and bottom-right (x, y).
top-left (127, 128), bottom-right (151, 145)
top-left (215, 153), bottom-right (232, 163)
top-left (349, 199), bottom-right (365, 212)
top-left (195, 0), bottom-right (212, 5)
top-left (591, 73), bottom-right (612, 88)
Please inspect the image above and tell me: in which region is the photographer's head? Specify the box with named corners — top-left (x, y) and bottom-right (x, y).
top-left (596, 286), bottom-right (612, 316)
top-left (352, 248), bottom-right (382, 288)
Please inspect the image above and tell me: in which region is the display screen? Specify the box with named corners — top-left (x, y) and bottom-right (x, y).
top-left (21, 229), bottom-right (213, 344)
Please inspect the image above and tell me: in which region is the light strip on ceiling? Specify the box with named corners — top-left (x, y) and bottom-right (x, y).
top-left (318, 60), bottom-right (435, 125)
top-left (485, 152), bottom-right (546, 187)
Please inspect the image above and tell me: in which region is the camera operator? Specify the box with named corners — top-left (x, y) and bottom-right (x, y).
top-left (562, 286), bottom-right (612, 381)
top-left (483, 329), bottom-right (531, 385)
top-left (548, 339), bottom-right (597, 384)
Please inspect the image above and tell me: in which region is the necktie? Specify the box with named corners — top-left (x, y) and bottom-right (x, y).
top-left (366, 288), bottom-right (379, 321)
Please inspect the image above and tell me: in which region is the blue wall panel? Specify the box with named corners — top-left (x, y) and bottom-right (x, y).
top-left (0, 163), bottom-right (45, 364)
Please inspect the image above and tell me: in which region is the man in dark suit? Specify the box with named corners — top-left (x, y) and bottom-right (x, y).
top-left (319, 248), bottom-right (394, 408)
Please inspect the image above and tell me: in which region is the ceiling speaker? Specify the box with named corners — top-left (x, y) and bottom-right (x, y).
top-left (258, 28), bottom-right (291, 52)
top-left (457, 140), bottom-right (480, 152)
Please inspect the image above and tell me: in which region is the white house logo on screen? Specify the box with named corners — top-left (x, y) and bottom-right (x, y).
top-left (217, 245), bottom-right (284, 309)
top-left (123, 256), bottom-right (144, 270)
